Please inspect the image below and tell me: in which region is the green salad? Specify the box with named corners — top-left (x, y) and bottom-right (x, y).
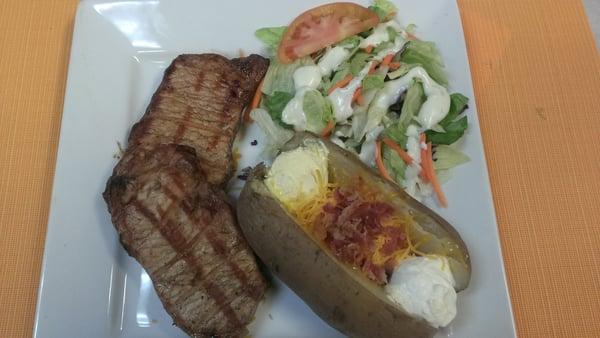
top-left (249, 0), bottom-right (470, 207)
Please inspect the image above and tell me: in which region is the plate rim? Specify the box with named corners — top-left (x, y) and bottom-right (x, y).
top-left (33, 0), bottom-right (517, 337)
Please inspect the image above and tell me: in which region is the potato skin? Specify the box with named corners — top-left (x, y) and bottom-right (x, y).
top-left (237, 132), bottom-right (470, 338)
top-left (238, 165), bottom-right (435, 338)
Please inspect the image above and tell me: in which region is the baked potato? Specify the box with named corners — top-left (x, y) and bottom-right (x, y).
top-left (237, 132), bottom-right (471, 338)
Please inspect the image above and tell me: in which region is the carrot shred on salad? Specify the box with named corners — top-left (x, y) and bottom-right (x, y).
top-left (368, 61), bottom-right (379, 74)
top-left (375, 140), bottom-right (393, 181)
top-left (327, 74), bottom-right (354, 94)
top-left (321, 120), bottom-right (335, 137)
top-left (352, 87), bottom-right (365, 105)
top-left (382, 137), bottom-right (413, 164)
top-left (381, 54), bottom-right (394, 66)
top-left (388, 61), bottom-right (402, 70)
top-left (420, 136), bottom-right (448, 207)
top-left (245, 77), bottom-right (264, 122)
top-left (364, 45), bottom-right (374, 53)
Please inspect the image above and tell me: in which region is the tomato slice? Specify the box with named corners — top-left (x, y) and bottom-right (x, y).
top-left (278, 3), bottom-right (380, 64)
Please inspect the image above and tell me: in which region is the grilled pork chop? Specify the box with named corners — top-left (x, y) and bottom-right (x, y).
top-left (103, 54), bottom-right (269, 337)
top-left (128, 54), bottom-right (269, 186)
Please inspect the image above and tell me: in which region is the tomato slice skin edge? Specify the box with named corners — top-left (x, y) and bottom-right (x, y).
top-left (277, 3), bottom-right (380, 64)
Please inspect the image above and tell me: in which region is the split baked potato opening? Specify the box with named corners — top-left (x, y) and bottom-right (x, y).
top-left (237, 132), bottom-right (471, 337)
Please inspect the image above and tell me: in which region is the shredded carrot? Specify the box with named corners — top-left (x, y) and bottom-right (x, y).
top-left (245, 77), bottom-right (264, 122)
top-left (420, 139), bottom-right (448, 207)
top-left (357, 93), bottom-right (365, 106)
top-left (375, 140), bottom-right (393, 181)
top-left (364, 45), bottom-right (374, 53)
top-left (368, 61), bottom-right (379, 74)
top-left (389, 61), bottom-right (402, 70)
top-left (352, 87), bottom-right (365, 106)
top-left (381, 54), bottom-right (394, 66)
top-left (327, 74), bottom-right (354, 94)
top-left (321, 120), bottom-right (335, 137)
top-left (382, 137), bottom-right (413, 165)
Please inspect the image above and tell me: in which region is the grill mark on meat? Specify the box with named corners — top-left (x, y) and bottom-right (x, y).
top-left (149, 113), bottom-right (228, 135)
top-left (194, 70), bottom-right (207, 92)
top-left (151, 230), bottom-right (204, 276)
top-left (197, 280), bottom-right (243, 329)
top-left (174, 71), bottom-right (206, 144)
top-left (154, 93), bottom-right (238, 124)
top-left (201, 229), bottom-right (262, 301)
top-left (173, 110), bottom-right (193, 144)
top-left (129, 198), bottom-right (243, 328)
top-left (153, 178), bottom-right (262, 303)
top-left (168, 170), bottom-right (187, 193)
top-left (177, 195), bottom-right (262, 301)
top-left (104, 54), bottom-right (269, 336)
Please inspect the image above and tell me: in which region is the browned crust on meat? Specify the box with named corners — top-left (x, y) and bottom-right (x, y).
top-left (103, 54), bottom-right (269, 337)
top-left (104, 145), bottom-right (267, 337)
top-left (128, 54), bottom-right (268, 186)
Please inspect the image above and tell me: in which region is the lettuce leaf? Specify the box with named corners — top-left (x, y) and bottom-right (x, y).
top-left (323, 63), bottom-right (350, 93)
top-left (337, 36), bottom-right (362, 49)
top-left (255, 26), bottom-right (286, 50)
top-left (400, 40), bottom-right (448, 86)
top-left (350, 52), bottom-right (371, 75)
top-left (303, 90), bottom-right (333, 133)
top-left (425, 93), bottom-right (468, 145)
top-left (368, 0), bottom-right (397, 21)
top-left (250, 108), bottom-right (294, 155)
top-left (373, 40), bottom-right (394, 54)
top-left (387, 63), bottom-right (418, 79)
top-left (264, 91), bottom-right (294, 127)
top-left (387, 26), bottom-right (399, 41)
top-left (433, 145), bottom-right (470, 170)
top-left (383, 145), bottom-right (407, 183)
top-left (261, 57), bottom-right (314, 96)
top-left (383, 81), bottom-right (425, 146)
top-left (358, 103), bottom-right (387, 141)
top-left (362, 74), bottom-right (385, 91)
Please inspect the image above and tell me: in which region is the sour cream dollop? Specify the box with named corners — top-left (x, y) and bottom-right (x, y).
top-left (386, 256), bottom-right (457, 328)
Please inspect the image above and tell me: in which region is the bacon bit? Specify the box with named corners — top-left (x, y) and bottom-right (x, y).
top-left (321, 120), bottom-right (335, 137)
top-left (327, 74), bottom-right (354, 94)
top-left (368, 61), bottom-right (379, 74)
top-left (362, 261), bottom-right (387, 284)
top-left (364, 45), bottom-right (374, 53)
top-left (381, 54), bottom-right (394, 67)
top-left (317, 187), bottom-right (397, 285)
top-left (382, 137), bottom-right (413, 165)
top-left (380, 227), bottom-right (407, 256)
top-left (389, 61), bottom-right (402, 70)
top-left (245, 77), bottom-right (265, 122)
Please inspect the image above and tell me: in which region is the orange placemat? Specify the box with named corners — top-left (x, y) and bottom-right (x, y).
top-left (0, 0), bottom-right (598, 337)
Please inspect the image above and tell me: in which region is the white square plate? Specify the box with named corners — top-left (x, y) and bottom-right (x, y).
top-left (34, 1), bottom-right (516, 337)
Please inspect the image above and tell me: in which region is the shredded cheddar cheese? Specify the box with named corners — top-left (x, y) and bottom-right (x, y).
top-left (285, 180), bottom-right (424, 273)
